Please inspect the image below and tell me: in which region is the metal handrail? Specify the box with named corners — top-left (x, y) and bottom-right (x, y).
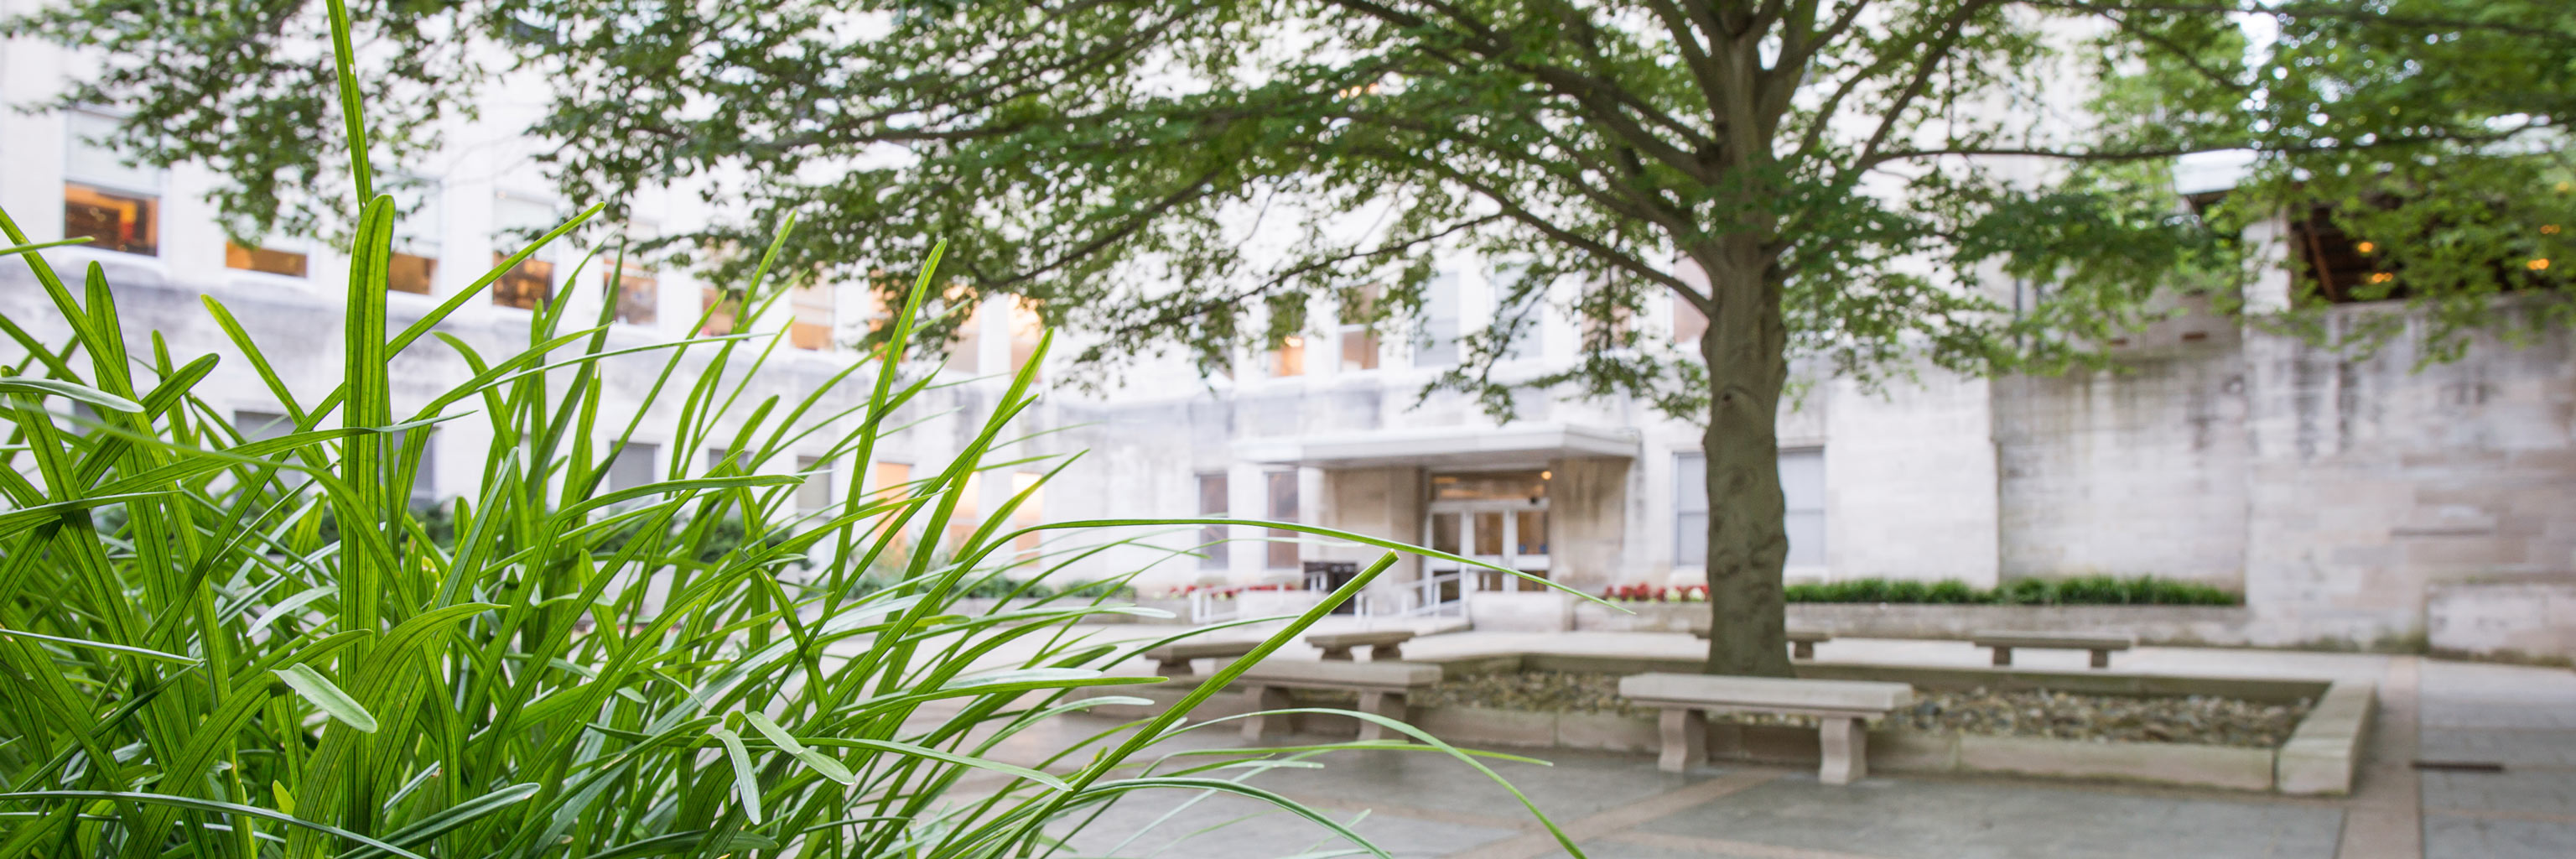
top-left (1353, 571), bottom-right (1467, 620)
top-left (1187, 591), bottom-right (1242, 624)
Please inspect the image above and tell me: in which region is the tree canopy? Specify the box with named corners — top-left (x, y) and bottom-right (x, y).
top-left (14, 0), bottom-right (2570, 674)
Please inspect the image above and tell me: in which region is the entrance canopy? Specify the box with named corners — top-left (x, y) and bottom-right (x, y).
top-left (1233, 423), bottom-right (1639, 470)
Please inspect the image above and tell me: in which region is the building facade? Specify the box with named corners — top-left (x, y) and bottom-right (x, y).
top-left (4, 24), bottom-right (2571, 658)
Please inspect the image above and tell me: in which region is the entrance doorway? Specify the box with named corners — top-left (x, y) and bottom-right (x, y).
top-left (1423, 471), bottom-right (1551, 595)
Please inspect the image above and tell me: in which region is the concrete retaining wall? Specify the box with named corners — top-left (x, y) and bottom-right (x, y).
top-left (2427, 582), bottom-right (2576, 664)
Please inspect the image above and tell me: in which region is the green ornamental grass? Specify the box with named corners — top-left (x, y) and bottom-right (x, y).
top-left (0, 3), bottom-right (1583, 856)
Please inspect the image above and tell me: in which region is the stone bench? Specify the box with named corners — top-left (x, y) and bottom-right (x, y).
top-left (1144, 640), bottom-right (1261, 676)
top-left (1618, 673), bottom-right (1913, 784)
top-left (1690, 627), bottom-right (1834, 659)
top-left (1306, 630), bottom-right (1415, 661)
top-left (1239, 659), bottom-right (1442, 742)
top-left (1971, 631), bottom-right (2135, 669)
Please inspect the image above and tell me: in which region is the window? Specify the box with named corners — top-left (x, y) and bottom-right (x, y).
top-left (1580, 289), bottom-right (1635, 350)
top-left (1007, 297), bottom-right (1044, 377)
top-left (64, 112), bottom-right (159, 257)
top-left (1010, 471), bottom-right (1046, 554)
top-left (234, 410), bottom-right (293, 444)
top-left (1780, 449), bottom-right (1826, 568)
top-left (871, 461), bottom-right (913, 497)
top-left (797, 455), bottom-right (835, 511)
top-left (1493, 265), bottom-right (1545, 361)
top-left (945, 470), bottom-right (983, 546)
top-left (1196, 472), bottom-right (1228, 570)
top-left (606, 442), bottom-right (658, 492)
top-left (869, 461), bottom-right (914, 541)
top-left (944, 289), bottom-right (983, 372)
top-left (387, 177), bottom-right (443, 295)
top-left (1268, 336), bottom-right (1306, 377)
top-left (705, 447), bottom-right (748, 475)
top-left (1337, 285), bottom-right (1379, 372)
top-left (607, 268), bottom-right (657, 326)
top-left (491, 253), bottom-right (556, 310)
top-left (789, 284), bottom-right (834, 350)
top-left (1265, 470), bottom-right (1299, 569)
top-left (1673, 294), bottom-right (1708, 345)
top-left (2289, 206), bottom-right (2388, 304)
top-left (225, 243), bottom-right (309, 277)
top-left (1674, 450), bottom-right (1825, 567)
top-left (491, 195), bottom-right (562, 310)
top-left (398, 428), bottom-right (439, 503)
top-left (700, 288), bottom-right (744, 336)
top-left (1416, 272), bottom-right (1460, 367)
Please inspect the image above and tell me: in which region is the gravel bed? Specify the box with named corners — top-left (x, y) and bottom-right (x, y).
top-left (1408, 671), bottom-right (2313, 748)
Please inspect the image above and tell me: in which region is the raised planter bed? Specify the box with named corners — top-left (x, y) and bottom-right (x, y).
top-left (1081, 652), bottom-right (2371, 795)
top-left (1418, 653), bottom-right (2366, 794)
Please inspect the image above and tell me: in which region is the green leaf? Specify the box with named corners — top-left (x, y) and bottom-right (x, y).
top-left (0, 376), bottom-right (143, 413)
top-left (804, 737), bottom-right (1067, 793)
top-left (274, 664), bottom-right (378, 733)
top-left (242, 586), bottom-right (337, 638)
top-left (0, 790), bottom-right (423, 859)
top-left (0, 629), bottom-right (195, 664)
top-left (742, 712), bottom-right (855, 786)
top-left (577, 831), bottom-right (778, 859)
top-left (338, 783), bottom-right (541, 859)
top-left (707, 726), bottom-right (764, 825)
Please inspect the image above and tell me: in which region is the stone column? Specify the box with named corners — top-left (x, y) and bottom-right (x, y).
top-left (1355, 690), bottom-right (1407, 742)
top-left (1819, 716), bottom-right (1867, 785)
top-left (1656, 708), bottom-right (1706, 773)
top-left (1549, 456), bottom-right (1633, 589)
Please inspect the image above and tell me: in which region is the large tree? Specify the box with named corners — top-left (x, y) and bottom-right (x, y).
top-left (17, 0), bottom-right (2569, 674)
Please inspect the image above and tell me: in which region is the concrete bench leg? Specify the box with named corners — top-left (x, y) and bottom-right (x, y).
top-left (2090, 648), bottom-right (2115, 669)
top-left (1355, 690), bottom-right (1407, 742)
top-left (1369, 643), bottom-right (1404, 661)
top-left (1791, 641), bottom-right (1816, 660)
top-left (1241, 686), bottom-right (1292, 740)
top-left (1655, 708), bottom-right (1706, 773)
top-left (1819, 716), bottom-right (1867, 785)
top-left (1318, 646), bottom-right (1355, 662)
top-left (1155, 658), bottom-right (1192, 676)
top-left (1988, 646), bottom-right (2013, 667)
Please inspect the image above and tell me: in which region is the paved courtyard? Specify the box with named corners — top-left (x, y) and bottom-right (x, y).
top-left (965, 630), bottom-right (2576, 858)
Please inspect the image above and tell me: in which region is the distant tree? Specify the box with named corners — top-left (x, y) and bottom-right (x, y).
top-left (16, 0), bottom-right (2568, 674)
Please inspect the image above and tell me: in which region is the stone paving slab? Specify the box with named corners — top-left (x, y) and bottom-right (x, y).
top-left (1244, 746), bottom-right (1697, 822)
top-left (2416, 728), bottom-right (2576, 768)
top-left (1051, 790), bottom-right (1524, 858)
top-left (2420, 770), bottom-right (2576, 818)
top-left (1633, 773), bottom-right (2344, 859)
top-left (2423, 814), bottom-right (2576, 859)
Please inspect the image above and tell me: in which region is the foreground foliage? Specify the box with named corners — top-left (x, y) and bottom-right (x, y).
top-left (0, 5), bottom-right (1578, 856)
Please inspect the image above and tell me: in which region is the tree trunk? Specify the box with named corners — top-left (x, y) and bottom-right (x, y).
top-left (1692, 240), bottom-right (1794, 678)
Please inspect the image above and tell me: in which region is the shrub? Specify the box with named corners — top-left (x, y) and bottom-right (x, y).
top-left (1994, 578), bottom-right (2058, 605)
top-left (1925, 580), bottom-right (1979, 604)
top-left (1679, 576), bottom-right (2244, 606)
top-left (0, 7), bottom-right (1577, 854)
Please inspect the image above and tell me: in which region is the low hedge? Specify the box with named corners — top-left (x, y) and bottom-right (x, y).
top-left (1781, 575), bottom-right (2239, 607)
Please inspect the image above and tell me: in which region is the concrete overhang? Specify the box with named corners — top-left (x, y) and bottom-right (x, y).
top-left (1233, 423), bottom-right (1640, 470)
